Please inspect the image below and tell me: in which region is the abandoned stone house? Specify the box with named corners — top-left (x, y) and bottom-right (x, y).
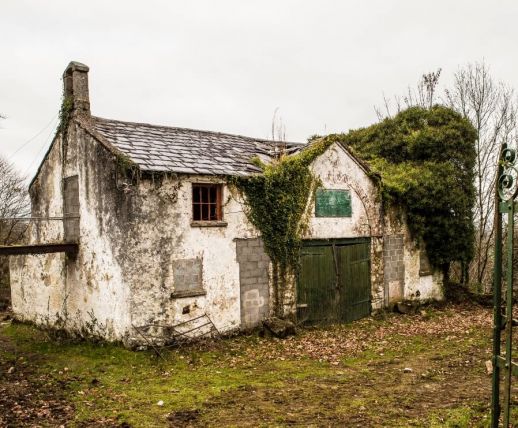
top-left (7, 62), bottom-right (443, 344)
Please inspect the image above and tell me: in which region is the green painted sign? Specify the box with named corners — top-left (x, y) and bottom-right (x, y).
top-left (315, 189), bottom-right (352, 217)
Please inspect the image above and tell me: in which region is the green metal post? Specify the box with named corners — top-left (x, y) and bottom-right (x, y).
top-left (503, 202), bottom-right (514, 427)
top-left (492, 164), bottom-right (503, 427)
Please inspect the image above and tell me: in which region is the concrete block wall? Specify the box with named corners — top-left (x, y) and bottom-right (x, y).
top-left (236, 238), bottom-right (270, 329)
top-left (384, 234), bottom-right (405, 302)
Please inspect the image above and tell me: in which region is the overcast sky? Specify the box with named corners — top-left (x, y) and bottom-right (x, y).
top-left (2, 1), bottom-right (518, 179)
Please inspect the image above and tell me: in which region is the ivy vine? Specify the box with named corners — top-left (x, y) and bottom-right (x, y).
top-left (231, 139), bottom-right (333, 316)
top-left (58, 95), bottom-right (74, 134)
top-left (322, 106), bottom-right (477, 270)
top-left (234, 106), bottom-right (476, 315)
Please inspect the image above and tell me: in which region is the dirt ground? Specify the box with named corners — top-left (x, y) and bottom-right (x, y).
top-left (0, 303), bottom-right (508, 427)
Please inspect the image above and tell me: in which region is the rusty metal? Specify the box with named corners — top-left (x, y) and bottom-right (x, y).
top-left (132, 313), bottom-right (221, 358)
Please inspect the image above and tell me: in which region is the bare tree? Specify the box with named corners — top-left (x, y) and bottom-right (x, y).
top-left (445, 61), bottom-right (518, 289)
top-left (270, 107), bottom-right (288, 158)
top-left (0, 156), bottom-right (30, 245)
top-left (0, 155), bottom-right (29, 302)
top-left (271, 107), bottom-right (287, 141)
top-left (375, 69), bottom-right (442, 120)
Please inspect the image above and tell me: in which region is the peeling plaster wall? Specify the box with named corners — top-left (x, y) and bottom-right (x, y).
top-left (126, 176), bottom-right (258, 342)
top-left (65, 124), bottom-right (130, 339)
top-left (384, 208), bottom-right (444, 302)
top-left (10, 133), bottom-right (443, 345)
top-left (10, 134), bottom-right (66, 326)
top-left (10, 125), bottom-right (132, 340)
top-left (307, 143), bottom-right (385, 308)
top-left (308, 144), bottom-right (382, 239)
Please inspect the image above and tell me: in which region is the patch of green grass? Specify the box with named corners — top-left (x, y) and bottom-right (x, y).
top-left (429, 406), bottom-right (483, 428)
top-left (1, 322), bottom-right (336, 427)
top-left (0, 306), bottom-right (494, 427)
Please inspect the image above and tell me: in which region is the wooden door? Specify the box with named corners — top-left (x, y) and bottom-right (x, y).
top-left (297, 240), bottom-right (371, 324)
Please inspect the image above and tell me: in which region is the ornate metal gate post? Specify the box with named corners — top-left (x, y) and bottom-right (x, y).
top-left (492, 143), bottom-right (518, 427)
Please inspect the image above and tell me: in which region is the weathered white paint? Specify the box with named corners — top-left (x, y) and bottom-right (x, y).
top-left (307, 143), bottom-right (386, 307)
top-left (308, 143), bottom-right (381, 238)
top-left (10, 134), bottom-right (67, 327)
top-left (402, 235), bottom-right (444, 301)
top-left (10, 132), bottom-right (445, 345)
top-left (126, 175), bottom-right (258, 341)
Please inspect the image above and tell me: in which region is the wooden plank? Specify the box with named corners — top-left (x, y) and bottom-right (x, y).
top-left (303, 237), bottom-right (370, 247)
top-left (298, 245), bottom-right (335, 323)
top-left (339, 242), bottom-right (371, 323)
top-left (298, 240), bottom-right (371, 325)
top-left (0, 243), bottom-right (78, 256)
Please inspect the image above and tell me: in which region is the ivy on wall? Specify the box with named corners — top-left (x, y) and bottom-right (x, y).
top-left (231, 140), bottom-right (333, 316)
top-left (58, 95), bottom-right (74, 134)
top-left (235, 106), bottom-right (476, 315)
top-left (322, 106), bottom-right (477, 269)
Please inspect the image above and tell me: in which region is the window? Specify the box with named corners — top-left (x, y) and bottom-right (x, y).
top-left (63, 175), bottom-right (80, 241)
top-left (192, 183), bottom-right (223, 222)
top-left (170, 258), bottom-right (205, 298)
top-left (315, 189), bottom-right (352, 217)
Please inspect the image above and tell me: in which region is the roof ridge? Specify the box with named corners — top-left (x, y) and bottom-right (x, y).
top-left (91, 115), bottom-right (303, 146)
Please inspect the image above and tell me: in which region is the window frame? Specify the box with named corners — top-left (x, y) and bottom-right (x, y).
top-left (191, 183), bottom-right (227, 227)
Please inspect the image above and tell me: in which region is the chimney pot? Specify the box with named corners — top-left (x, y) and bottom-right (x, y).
top-left (63, 61), bottom-right (90, 116)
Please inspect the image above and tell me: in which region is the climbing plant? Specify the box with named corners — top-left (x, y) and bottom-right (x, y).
top-left (323, 106), bottom-right (477, 270)
top-left (231, 139), bottom-right (333, 316)
top-left (58, 95), bottom-right (74, 133)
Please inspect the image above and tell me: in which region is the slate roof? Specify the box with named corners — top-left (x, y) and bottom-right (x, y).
top-left (92, 116), bottom-right (303, 176)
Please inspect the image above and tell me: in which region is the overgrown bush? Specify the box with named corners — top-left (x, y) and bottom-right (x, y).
top-left (323, 106), bottom-right (477, 269)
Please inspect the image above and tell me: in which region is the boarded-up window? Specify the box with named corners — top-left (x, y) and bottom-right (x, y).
top-left (171, 258), bottom-right (205, 298)
top-left (419, 248), bottom-right (432, 276)
top-left (315, 189), bottom-right (352, 217)
top-left (63, 175), bottom-right (79, 242)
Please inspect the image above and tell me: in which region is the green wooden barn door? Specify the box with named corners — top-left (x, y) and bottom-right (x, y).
top-left (298, 245), bottom-right (337, 323)
top-left (298, 241), bottom-right (371, 323)
top-left (338, 242), bottom-right (371, 322)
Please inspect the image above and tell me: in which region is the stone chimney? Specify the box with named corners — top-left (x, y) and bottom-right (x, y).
top-left (63, 61), bottom-right (90, 116)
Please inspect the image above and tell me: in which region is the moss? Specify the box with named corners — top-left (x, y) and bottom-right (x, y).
top-left (115, 152), bottom-right (138, 175)
top-left (230, 139), bottom-right (333, 316)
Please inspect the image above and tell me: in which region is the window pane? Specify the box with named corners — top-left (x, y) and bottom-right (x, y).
top-left (201, 186), bottom-right (209, 203)
top-left (192, 184), bottom-right (223, 222)
top-left (193, 186), bottom-right (201, 203)
top-left (202, 204), bottom-right (209, 220)
top-left (193, 204), bottom-right (201, 221)
top-left (209, 204), bottom-right (217, 220)
top-left (210, 186), bottom-right (217, 203)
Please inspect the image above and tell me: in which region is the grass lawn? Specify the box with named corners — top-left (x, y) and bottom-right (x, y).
top-left (0, 303), bottom-right (506, 427)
